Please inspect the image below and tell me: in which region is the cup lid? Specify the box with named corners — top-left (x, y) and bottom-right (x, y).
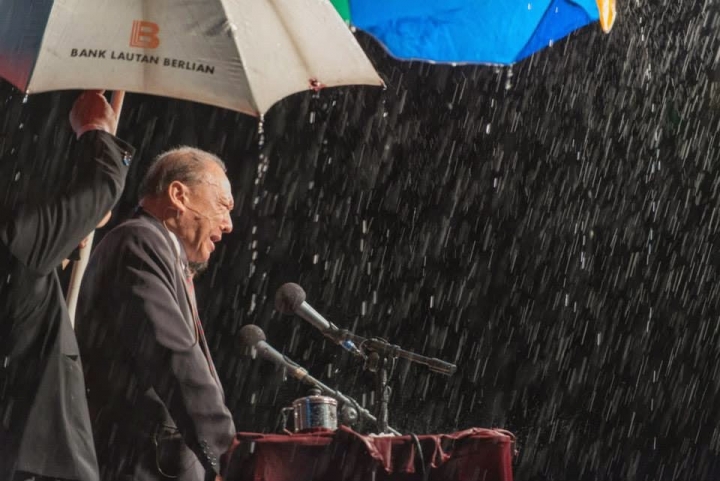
top-left (292, 395), bottom-right (338, 406)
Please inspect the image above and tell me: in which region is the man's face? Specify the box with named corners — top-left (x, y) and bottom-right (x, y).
top-left (177, 162), bottom-right (234, 263)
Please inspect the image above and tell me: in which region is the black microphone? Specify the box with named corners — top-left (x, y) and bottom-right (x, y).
top-left (275, 283), bottom-right (457, 376)
top-left (274, 283), bottom-right (363, 356)
top-left (238, 324), bottom-right (319, 384)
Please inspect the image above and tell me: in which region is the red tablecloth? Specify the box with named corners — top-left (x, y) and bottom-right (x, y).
top-left (225, 426), bottom-right (514, 481)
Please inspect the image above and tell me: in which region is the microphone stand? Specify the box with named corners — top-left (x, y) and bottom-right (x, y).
top-left (326, 330), bottom-right (457, 435)
top-left (328, 329), bottom-right (457, 376)
top-left (285, 354), bottom-right (401, 436)
top-left (367, 353), bottom-right (391, 434)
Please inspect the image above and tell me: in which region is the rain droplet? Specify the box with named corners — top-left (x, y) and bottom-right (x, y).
top-left (249, 294), bottom-right (257, 312)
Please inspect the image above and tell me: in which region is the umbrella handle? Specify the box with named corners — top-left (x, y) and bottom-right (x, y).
top-left (110, 91), bottom-right (125, 117)
top-left (66, 233), bottom-right (94, 325)
top-left (66, 90), bottom-right (125, 326)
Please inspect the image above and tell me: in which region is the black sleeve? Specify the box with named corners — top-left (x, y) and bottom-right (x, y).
top-left (0, 130), bottom-right (134, 276)
top-left (116, 227), bottom-right (236, 474)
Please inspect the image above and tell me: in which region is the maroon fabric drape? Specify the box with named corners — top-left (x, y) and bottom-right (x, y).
top-left (225, 426), bottom-right (514, 481)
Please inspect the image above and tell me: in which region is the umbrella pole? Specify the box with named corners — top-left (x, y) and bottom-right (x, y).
top-left (66, 91), bottom-right (126, 327)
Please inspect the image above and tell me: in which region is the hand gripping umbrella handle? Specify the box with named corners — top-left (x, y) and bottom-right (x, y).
top-left (66, 90), bottom-right (125, 326)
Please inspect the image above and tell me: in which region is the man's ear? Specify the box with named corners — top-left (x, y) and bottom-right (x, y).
top-left (168, 181), bottom-right (188, 213)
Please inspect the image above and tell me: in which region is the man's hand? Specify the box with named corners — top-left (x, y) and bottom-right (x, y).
top-left (69, 90), bottom-right (118, 138)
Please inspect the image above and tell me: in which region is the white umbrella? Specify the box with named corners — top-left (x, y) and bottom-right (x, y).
top-left (0, 0), bottom-right (382, 115)
top-left (0, 0), bottom-right (383, 322)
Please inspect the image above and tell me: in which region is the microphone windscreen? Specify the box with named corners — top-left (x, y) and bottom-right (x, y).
top-left (238, 324), bottom-right (266, 347)
top-left (275, 283), bottom-right (306, 314)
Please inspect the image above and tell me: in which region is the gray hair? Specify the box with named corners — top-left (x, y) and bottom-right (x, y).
top-left (138, 146), bottom-right (226, 199)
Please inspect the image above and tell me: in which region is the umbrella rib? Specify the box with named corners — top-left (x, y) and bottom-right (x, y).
top-left (264, 0), bottom-right (315, 85)
top-left (217, 0), bottom-right (262, 115)
top-left (224, 0), bottom-right (314, 115)
top-left (515, 0), bottom-right (595, 63)
top-left (268, 0), bottom-right (312, 71)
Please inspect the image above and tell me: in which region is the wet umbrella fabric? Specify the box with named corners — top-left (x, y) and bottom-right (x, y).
top-left (0, 0), bottom-right (383, 116)
top-left (330, 0), bottom-right (616, 64)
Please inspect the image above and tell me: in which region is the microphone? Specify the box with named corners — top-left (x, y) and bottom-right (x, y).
top-left (238, 324), bottom-right (401, 435)
top-left (274, 283), bottom-right (363, 356)
top-left (238, 324), bottom-right (319, 384)
top-left (275, 283), bottom-right (457, 376)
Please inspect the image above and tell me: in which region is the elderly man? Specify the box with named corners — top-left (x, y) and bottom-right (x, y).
top-left (0, 91), bottom-right (134, 481)
top-left (76, 147), bottom-right (236, 481)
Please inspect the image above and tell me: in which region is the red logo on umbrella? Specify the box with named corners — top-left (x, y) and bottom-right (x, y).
top-left (130, 20), bottom-right (160, 49)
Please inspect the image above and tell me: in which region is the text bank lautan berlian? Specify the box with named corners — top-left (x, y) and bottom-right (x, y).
top-left (70, 48), bottom-right (215, 75)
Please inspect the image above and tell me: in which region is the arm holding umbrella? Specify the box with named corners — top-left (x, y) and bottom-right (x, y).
top-left (0, 91), bottom-right (134, 481)
top-left (65, 91), bottom-right (125, 323)
top-left (0, 92), bottom-right (131, 276)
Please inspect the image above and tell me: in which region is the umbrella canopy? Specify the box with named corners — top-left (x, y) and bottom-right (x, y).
top-left (330, 0), bottom-right (616, 65)
top-left (0, 0), bottom-right (383, 116)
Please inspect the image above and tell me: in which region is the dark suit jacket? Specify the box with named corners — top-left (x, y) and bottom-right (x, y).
top-left (0, 131), bottom-right (133, 480)
top-left (75, 209), bottom-right (236, 481)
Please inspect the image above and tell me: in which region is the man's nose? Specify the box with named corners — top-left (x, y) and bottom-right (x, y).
top-left (221, 212), bottom-right (233, 233)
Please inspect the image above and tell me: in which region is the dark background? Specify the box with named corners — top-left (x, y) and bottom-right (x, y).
top-left (2, 1), bottom-right (720, 479)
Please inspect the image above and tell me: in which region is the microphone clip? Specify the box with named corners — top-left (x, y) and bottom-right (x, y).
top-left (322, 327), bottom-right (365, 358)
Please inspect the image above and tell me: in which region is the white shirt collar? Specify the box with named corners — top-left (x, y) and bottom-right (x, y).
top-left (167, 230), bottom-right (183, 259)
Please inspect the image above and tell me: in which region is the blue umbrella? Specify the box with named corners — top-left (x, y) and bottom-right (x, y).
top-left (331, 0), bottom-right (615, 65)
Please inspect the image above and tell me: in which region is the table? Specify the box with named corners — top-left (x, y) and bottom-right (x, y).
top-left (224, 426), bottom-right (514, 481)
